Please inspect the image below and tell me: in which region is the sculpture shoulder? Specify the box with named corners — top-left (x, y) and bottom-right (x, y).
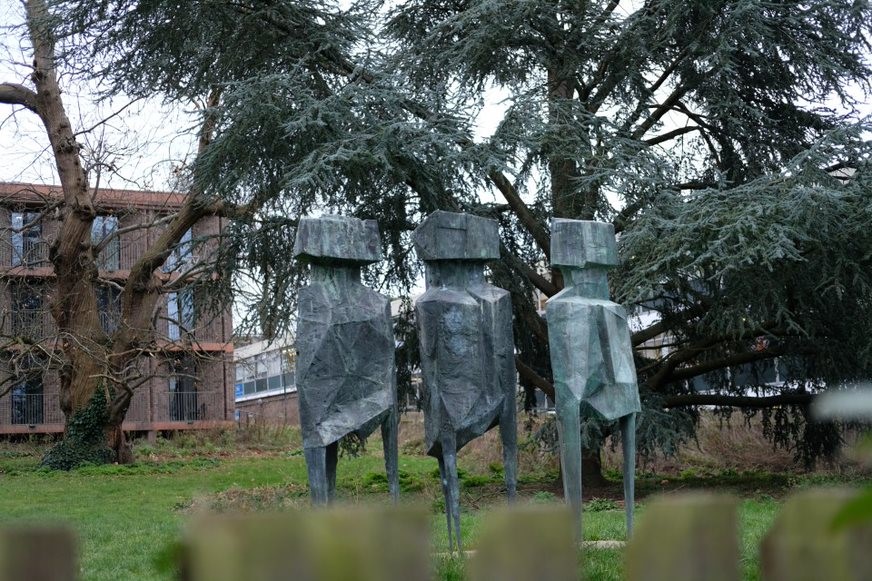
top-left (416, 286), bottom-right (478, 307)
top-left (467, 283), bottom-right (510, 304)
top-left (302, 281), bottom-right (387, 306)
top-left (298, 284), bottom-right (330, 312)
top-left (546, 291), bottom-right (617, 311)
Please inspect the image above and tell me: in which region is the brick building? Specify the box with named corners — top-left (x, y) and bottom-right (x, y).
top-left (0, 182), bottom-right (234, 436)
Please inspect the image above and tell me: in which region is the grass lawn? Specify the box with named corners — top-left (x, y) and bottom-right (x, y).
top-left (0, 432), bottom-right (864, 580)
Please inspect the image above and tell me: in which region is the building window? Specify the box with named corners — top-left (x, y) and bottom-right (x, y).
top-left (11, 211), bottom-right (43, 267)
top-left (97, 285), bottom-right (121, 334)
top-left (92, 215), bottom-right (120, 270)
top-left (166, 288), bottom-right (195, 341)
top-left (168, 357), bottom-right (200, 421)
top-left (11, 374), bottom-right (43, 425)
top-left (10, 283), bottom-right (42, 337)
top-left (234, 347), bottom-right (297, 399)
top-left (164, 228), bottom-right (193, 272)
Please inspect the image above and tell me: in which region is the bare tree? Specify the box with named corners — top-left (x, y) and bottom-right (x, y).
top-left (0, 0), bottom-right (237, 464)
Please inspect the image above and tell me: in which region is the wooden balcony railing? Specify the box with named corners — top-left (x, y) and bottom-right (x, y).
top-left (154, 316), bottom-right (228, 345)
top-left (0, 309), bottom-right (55, 340)
top-left (0, 391), bottom-right (64, 427)
top-left (160, 390), bottom-right (224, 423)
top-left (96, 240), bottom-right (146, 272)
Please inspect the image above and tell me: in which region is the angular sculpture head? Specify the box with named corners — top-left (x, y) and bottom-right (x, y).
top-left (293, 214), bottom-right (382, 266)
top-left (412, 210), bottom-right (500, 262)
top-left (550, 219), bottom-right (618, 270)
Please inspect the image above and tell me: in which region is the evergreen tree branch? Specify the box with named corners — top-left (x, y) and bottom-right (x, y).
top-left (631, 83), bottom-right (695, 140)
top-left (663, 392), bottom-right (815, 409)
top-left (489, 171), bottom-right (550, 258)
top-left (0, 83), bottom-right (40, 113)
top-left (667, 345), bottom-right (817, 383)
top-left (501, 245), bottom-right (559, 297)
top-left (643, 125), bottom-right (699, 146)
top-left (516, 356), bottom-right (554, 399)
top-left (630, 305), bottom-right (705, 346)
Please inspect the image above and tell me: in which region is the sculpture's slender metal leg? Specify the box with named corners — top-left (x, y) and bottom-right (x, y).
top-left (304, 446), bottom-right (329, 505)
top-left (498, 403), bottom-right (518, 503)
top-left (381, 407), bottom-right (399, 503)
top-left (620, 412), bottom-right (637, 537)
top-left (557, 404), bottom-right (583, 542)
top-left (442, 442), bottom-right (463, 554)
top-left (437, 455), bottom-right (454, 553)
top-left (326, 441), bottom-right (339, 503)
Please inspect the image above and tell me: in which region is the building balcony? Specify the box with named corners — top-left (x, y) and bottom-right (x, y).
top-left (153, 316), bottom-right (229, 347)
top-left (0, 392), bottom-right (64, 428)
top-left (96, 240), bottom-right (147, 272)
top-left (1, 240), bottom-right (147, 273)
top-left (0, 309), bottom-right (56, 340)
top-left (0, 389), bottom-right (228, 433)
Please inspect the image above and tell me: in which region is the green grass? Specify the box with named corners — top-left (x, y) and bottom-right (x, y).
top-left (0, 438), bottom-right (864, 580)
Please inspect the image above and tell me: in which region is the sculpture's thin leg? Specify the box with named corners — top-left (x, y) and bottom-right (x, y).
top-left (498, 400), bottom-right (518, 503)
top-left (557, 403), bottom-right (583, 542)
top-left (620, 412), bottom-right (637, 537)
top-left (304, 446), bottom-right (329, 505)
top-left (437, 455), bottom-right (454, 553)
top-left (441, 436), bottom-right (463, 555)
top-left (325, 441), bottom-right (339, 503)
top-left (381, 407), bottom-right (400, 503)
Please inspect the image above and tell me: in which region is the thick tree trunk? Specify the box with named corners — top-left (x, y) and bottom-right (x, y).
top-left (107, 423), bottom-right (134, 464)
top-left (581, 447), bottom-right (608, 488)
top-left (26, 0), bottom-right (104, 416)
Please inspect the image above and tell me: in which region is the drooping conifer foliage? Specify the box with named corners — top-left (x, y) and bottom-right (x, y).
top-left (7, 0), bottom-right (872, 468)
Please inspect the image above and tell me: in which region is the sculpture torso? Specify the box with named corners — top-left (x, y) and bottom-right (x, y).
top-left (296, 265), bottom-right (394, 448)
top-left (546, 268), bottom-right (641, 420)
top-left (416, 262), bottom-right (513, 455)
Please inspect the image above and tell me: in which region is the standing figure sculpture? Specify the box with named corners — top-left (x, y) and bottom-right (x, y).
top-left (413, 210), bottom-right (518, 552)
top-left (294, 215), bottom-right (399, 505)
top-left (546, 219), bottom-right (641, 538)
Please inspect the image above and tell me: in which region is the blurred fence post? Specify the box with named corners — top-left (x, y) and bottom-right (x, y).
top-left (761, 489), bottom-right (872, 581)
top-left (625, 493), bottom-right (739, 581)
top-left (0, 525), bottom-right (76, 581)
top-left (469, 506), bottom-right (577, 581)
top-left (180, 508), bottom-right (430, 581)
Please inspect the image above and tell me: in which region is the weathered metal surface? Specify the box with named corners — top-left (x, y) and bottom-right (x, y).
top-left (546, 219), bottom-right (641, 539)
top-left (413, 210), bottom-right (518, 552)
top-left (294, 215), bottom-right (398, 505)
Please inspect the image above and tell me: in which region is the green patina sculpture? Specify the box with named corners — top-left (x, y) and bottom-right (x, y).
top-left (545, 219), bottom-right (641, 539)
top-left (413, 210), bottom-right (518, 553)
top-left (294, 215), bottom-right (399, 505)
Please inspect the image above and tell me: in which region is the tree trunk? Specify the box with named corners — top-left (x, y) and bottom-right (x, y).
top-left (107, 423), bottom-right (134, 464)
top-left (581, 446), bottom-right (608, 489)
top-left (25, 0), bottom-right (115, 463)
top-left (26, 2), bottom-right (102, 392)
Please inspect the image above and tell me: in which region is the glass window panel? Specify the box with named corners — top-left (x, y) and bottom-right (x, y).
top-left (255, 378), bottom-right (267, 393)
top-left (268, 375), bottom-right (281, 390)
top-left (11, 211), bottom-right (42, 266)
top-left (167, 292), bottom-right (180, 340)
top-left (11, 375), bottom-right (43, 425)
